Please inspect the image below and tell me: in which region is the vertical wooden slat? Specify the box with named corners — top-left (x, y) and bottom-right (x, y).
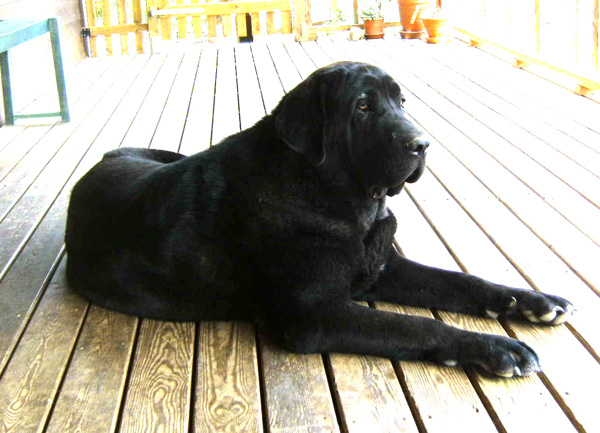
top-left (223, 14), bottom-right (232, 36)
top-left (535, 0), bottom-right (541, 53)
top-left (237, 13), bottom-right (248, 37)
top-left (160, 0), bottom-right (173, 40)
top-left (191, 0), bottom-right (203, 38)
top-left (292, 0), bottom-right (311, 40)
top-left (84, 0), bottom-right (97, 57)
top-left (117, 0), bottom-right (129, 54)
top-left (266, 11), bottom-right (275, 34)
top-left (251, 12), bottom-right (261, 36)
top-left (177, 0), bottom-right (187, 39)
top-left (353, 0), bottom-right (358, 24)
top-left (102, 0), bottom-right (114, 55)
top-left (281, 10), bottom-right (293, 34)
top-left (133, 0), bottom-right (145, 53)
top-left (594, 0), bottom-right (599, 70)
top-left (330, 0), bottom-right (338, 25)
top-left (207, 0), bottom-right (217, 37)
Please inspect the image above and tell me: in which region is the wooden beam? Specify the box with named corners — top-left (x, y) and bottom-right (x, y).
top-left (150, 1), bottom-right (291, 17)
top-left (456, 28), bottom-right (600, 93)
top-left (89, 23), bottom-right (150, 36)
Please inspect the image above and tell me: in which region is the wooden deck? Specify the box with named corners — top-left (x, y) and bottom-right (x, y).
top-left (1, 36), bottom-right (600, 433)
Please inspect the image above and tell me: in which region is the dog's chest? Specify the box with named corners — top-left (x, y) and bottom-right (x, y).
top-left (353, 204), bottom-right (397, 291)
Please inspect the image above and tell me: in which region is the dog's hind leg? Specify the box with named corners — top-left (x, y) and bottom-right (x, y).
top-left (359, 249), bottom-right (574, 326)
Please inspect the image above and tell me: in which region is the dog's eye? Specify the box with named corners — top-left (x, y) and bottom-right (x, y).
top-left (358, 104), bottom-right (370, 112)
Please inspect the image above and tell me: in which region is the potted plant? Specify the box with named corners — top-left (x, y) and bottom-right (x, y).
top-left (360, 0), bottom-right (386, 39)
top-left (397, 0), bottom-right (435, 39)
top-left (422, 6), bottom-right (451, 43)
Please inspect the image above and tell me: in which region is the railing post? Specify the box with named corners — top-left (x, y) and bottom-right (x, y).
top-left (535, 0), bottom-right (541, 53)
top-left (594, 0), bottom-right (599, 70)
top-left (292, 0), bottom-right (312, 41)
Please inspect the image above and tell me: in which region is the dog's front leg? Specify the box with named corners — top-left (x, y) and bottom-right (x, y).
top-left (362, 249), bottom-right (574, 325)
top-left (268, 301), bottom-right (540, 378)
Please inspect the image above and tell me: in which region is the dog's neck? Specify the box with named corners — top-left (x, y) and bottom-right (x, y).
top-left (360, 196), bottom-right (389, 231)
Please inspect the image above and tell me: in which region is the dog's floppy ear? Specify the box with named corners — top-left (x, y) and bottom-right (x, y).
top-left (274, 76), bottom-right (328, 167)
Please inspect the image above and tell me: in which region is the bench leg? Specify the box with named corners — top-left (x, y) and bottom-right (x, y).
top-left (48, 18), bottom-right (70, 123)
top-left (0, 51), bottom-right (15, 125)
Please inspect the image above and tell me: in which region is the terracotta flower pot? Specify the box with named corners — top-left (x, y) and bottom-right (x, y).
top-left (422, 17), bottom-right (451, 43)
top-left (397, 0), bottom-right (435, 39)
top-left (363, 18), bottom-right (385, 39)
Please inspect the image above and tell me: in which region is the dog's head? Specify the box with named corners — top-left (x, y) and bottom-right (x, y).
top-left (274, 62), bottom-right (429, 198)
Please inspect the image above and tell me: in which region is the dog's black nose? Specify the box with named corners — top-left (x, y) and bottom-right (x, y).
top-left (406, 136), bottom-right (430, 156)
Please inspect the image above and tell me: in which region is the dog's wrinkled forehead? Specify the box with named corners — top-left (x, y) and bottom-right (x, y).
top-left (315, 62), bottom-right (399, 102)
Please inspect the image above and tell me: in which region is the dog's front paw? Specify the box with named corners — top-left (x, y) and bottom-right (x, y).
top-left (485, 289), bottom-right (575, 326)
top-left (452, 333), bottom-right (542, 378)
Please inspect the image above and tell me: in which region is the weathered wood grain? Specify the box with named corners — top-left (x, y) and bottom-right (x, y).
top-left (260, 334), bottom-right (339, 433)
top-left (194, 322), bottom-right (262, 432)
top-left (120, 320), bottom-right (195, 433)
top-left (45, 307), bottom-right (138, 433)
top-left (0, 259), bottom-right (88, 433)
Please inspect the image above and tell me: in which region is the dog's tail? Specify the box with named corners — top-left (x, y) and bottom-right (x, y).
top-left (102, 147), bottom-right (187, 164)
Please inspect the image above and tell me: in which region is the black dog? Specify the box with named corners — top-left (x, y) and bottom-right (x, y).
top-left (66, 62), bottom-right (573, 378)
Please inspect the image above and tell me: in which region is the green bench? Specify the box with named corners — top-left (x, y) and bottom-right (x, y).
top-left (0, 18), bottom-right (70, 125)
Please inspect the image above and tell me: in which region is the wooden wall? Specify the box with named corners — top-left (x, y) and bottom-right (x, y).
top-left (0, 0), bottom-right (86, 125)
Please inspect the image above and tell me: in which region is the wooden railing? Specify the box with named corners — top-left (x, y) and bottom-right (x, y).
top-left (82, 0), bottom-right (294, 57)
top-left (443, 0), bottom-right (600, 95)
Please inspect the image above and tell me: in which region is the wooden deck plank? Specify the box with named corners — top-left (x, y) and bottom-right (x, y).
top-left (194, 322), bottom-right (262, 433)
top-left (0, 126), bottom-right (53, 211)
top-left (456, 45), bottom-right (600, 137)
top-left (432, 44), bottom-right (600, 150)
top-left (250, 43), bottom-right (286, 112)
top-left (260, 336), bottom-right (340, 433)
top-left (0, 259), bottom-right (89, 433)
top-left (192, 45), bottom-right (263, 433)
top-left (44, 308), bottom-right (137, 433)
top-left (151, 47), bottom-right (203, 153)
top-left (179, 45), bottom-right (218, 155)
top-left (211, 45), bottom-right (240, 145)
top-left (119, 320), bottom-right (195, 433)
top-left (236, 43), bottom-right (265, 130)
top-left (120, 52), bottom-right (185, 150)
top-left (0, 126), bottom-right (26, 153)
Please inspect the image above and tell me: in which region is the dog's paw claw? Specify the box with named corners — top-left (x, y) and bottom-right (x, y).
top-left (485, 309), bottom-right (499, 319)
top-left (467, 334), bottom-right (541, 378)
top-left (521, 303), bottom-right (575, 325)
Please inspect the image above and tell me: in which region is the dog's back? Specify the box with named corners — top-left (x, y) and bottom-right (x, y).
top-left (65, 146), bottom-right (252, 321)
